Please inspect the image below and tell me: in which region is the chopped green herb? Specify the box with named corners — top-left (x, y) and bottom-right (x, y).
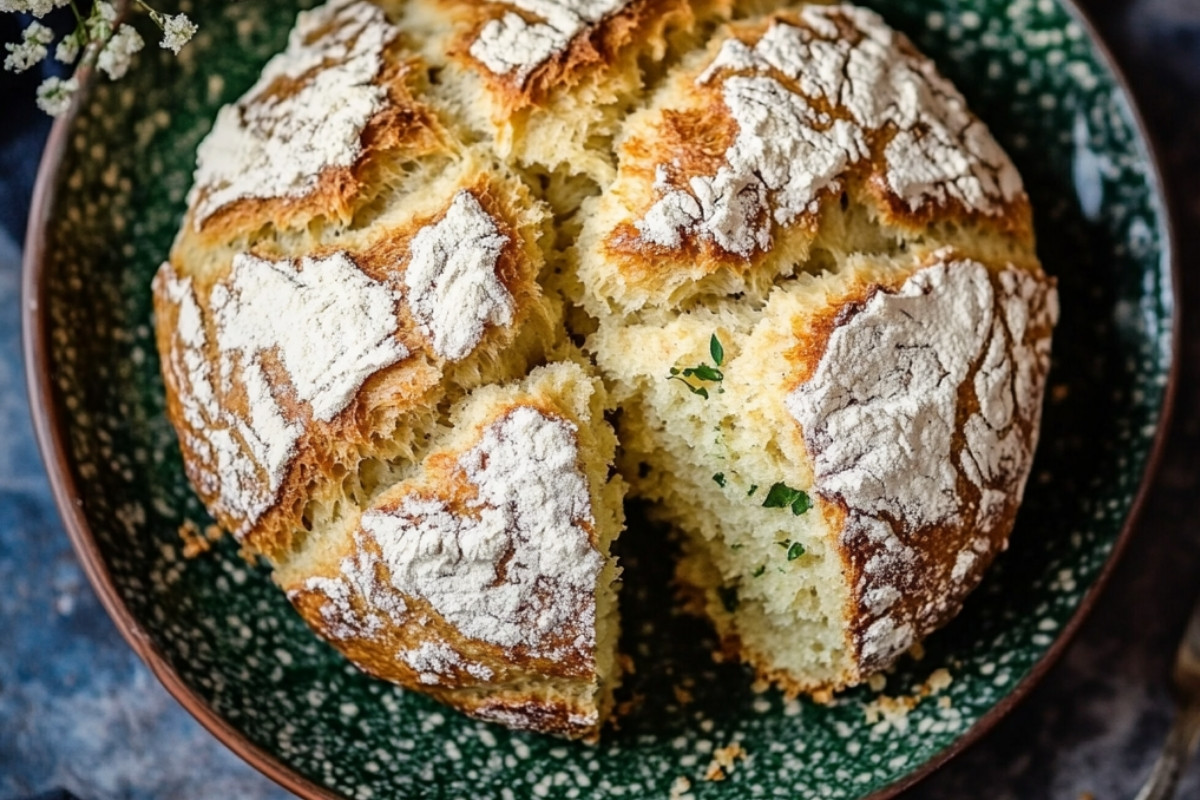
top-left (747, 484), bottom-right (758, 497)
top-left (762, 482), bottom-right (812, 516)
top-left (681, 364), bottom-right (724, 382)
top-left (763, 483), bottom-right (801, 508)
top-left (730, 543), bottom-right (744, 550)
top-left (667, 338), bottom-right (726, 398)
top-left (668, 375), bottom-right (709, 399)
top-left (777, 538), bottom-right (792, 550)
top-left (713, 472), bottom-right (726, 487)
top-left (752, 565), bottom-right (766, 578)
top-left (710, 334), bottom-right (725, 366)
top-left (787, 541), bottom-right (805, 561)
top-left (718, 585), bottom-right (739, 613)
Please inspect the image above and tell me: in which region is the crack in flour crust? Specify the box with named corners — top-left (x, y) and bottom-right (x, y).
top-left (189, 0), bottom-right (398, 228)
top-left (786, 257), bottom-right (1057, 667)
top-left (635, 4), bottom-right (1024, 256)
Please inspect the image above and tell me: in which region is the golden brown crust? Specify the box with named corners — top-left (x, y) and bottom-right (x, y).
top-left (186, 53), bottom-right (454, 246)
top-left (156, 0), bottom-right (1056, 734)
top-left (458, 693), bottom-right (601, 742)
top-left (156, 175), bottom-right (551, 561)
top-left (788, 253), bottom-right (1058, 680)
top-left (284, 394), bottom-right (608, 739)
top-left (448, 0), bottom-right (708, 113)
top-left (594, 7), bottom-right (1033, 305)
top-left (665, 249), bottom-right (1055, 696)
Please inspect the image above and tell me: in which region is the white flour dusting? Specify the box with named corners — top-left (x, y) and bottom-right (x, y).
top-left (786, 257), bottom-right (1056, 665)
top-left (189, 0), bottom-right (397, 228)
top-left (400, 642), bottom-right (495, 684)
top-left (636, 5), bottom-right (1024, 256)
top-left (214, 252), bottom-right (407, 422)
top-left (469, 0), bottom-right (629, 85)
top-left (318, 406), bottom-right (603, 664)
top-left (404, 191), bottom-right (514, 361)
top-left (787, 261), bottom-right (994, 526)
top-left (157, 250), bottom-right (407, 535)
top-left (296, 547), bottom-right (408, 641)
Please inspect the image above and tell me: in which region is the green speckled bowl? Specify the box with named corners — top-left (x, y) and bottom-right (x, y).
top-left (24, 0), bottom-right (1177, 798)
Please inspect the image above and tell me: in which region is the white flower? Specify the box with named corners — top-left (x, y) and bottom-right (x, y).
top-left (4, 20), bottom-right (53, 72)
top-left (87, 1), bottom-right (118, 41)
top-left (97, 22), bottom-right (143, 80)
top-left (159, 12), bottom-right (196, 55)
top-left (55, 33), bottom-right (79, 64)
top-left (35, 75), bottom-right (77, 117)
top-left (0, 0), bottom-right (68, 18)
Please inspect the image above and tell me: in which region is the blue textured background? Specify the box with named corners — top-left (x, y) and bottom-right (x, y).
top-left (0, 0), bottom-right (1197, 797)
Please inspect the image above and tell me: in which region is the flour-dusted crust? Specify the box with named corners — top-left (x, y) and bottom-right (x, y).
top-left (156, 0), bottom-right (1057, 737)
top-left (182, 0), bottom-right (451, 243)
top-left (154, 174), bottom-right (557, 560)
top-left (785, 253), bottom-right (1057, 678)
top-left (286, 386), bottom-right (618, 740)
top-left (584, 4), bottom-right (1033, 312)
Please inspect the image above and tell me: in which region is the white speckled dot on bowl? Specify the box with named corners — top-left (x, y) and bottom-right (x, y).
top-left (24, 0), bottom-right (1176, 798)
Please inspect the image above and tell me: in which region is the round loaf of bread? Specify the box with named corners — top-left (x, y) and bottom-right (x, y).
top-left (153, 0), bottom-right (1057, 738)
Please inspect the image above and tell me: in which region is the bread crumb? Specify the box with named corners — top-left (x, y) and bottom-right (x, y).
top-left (908, 642), bottom-right (926, 661)
top-left (614, 692), bottom-right (645, 719)
top-left (863, 693), bottom-right (919, 726)
top-left (1052, 383), bottom-right (1070, 402)
top-left (938, 695), bottom-right (952, 709)
top-left (862, 668), bottom-right (955, 725)
top-left (750, 677), bottom-right (771, 694)
top-left (810, 688), bottom-right (834, 705)
top-left (673, 685), bottom-right (694, 707)
top-left (669, 776), bottom-right (692, 800)
top-left (178, 520), bottom-right (212, 559)
top-left (618, 653), bottom-right (636, 675)
top-left (205, 524), bottom-right (223, 542)
top-left (926, 667), bottom-right (953, 692)
top-left (237, 543), bottom-right (259, 565)
top-left (867, 673), bottom-right (887, 692)
top-left (704, 743), bottom-right (747, 781)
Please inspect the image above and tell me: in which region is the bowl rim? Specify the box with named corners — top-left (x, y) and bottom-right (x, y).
top-left (21, 1), bottom-right (1180, 797)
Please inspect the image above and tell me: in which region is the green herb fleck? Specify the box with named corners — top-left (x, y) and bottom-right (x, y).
top-left (747, 484), bottom-right (758, 497)
top-left (668, 375), bottom-right (710, 399)
top-left (710, 334), bottom-right (725, 366)
top-left (730, 543), bottom-right (744, 550)
top-left (777, 538), bottom-right (792, 550)
top-left (667, 337), bottom-right (726, 398)
top-left (681, 364), bottom-right (724, 382)
top-left (762, 482), bottom-right (812, 516)
top-left (787, 541), bottom-right (805, 561)
top-left (713, 472), bottom-right (726, 487)
top-left (752, 565), bottom-right (766, 578)
top-left (718, 585), bottom-right (739, 612)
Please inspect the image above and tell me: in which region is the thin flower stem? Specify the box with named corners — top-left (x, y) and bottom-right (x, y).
top-left (131, 0), bottom-right (163, 28)
top-left (67, 0), bottom-right (86, 28)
